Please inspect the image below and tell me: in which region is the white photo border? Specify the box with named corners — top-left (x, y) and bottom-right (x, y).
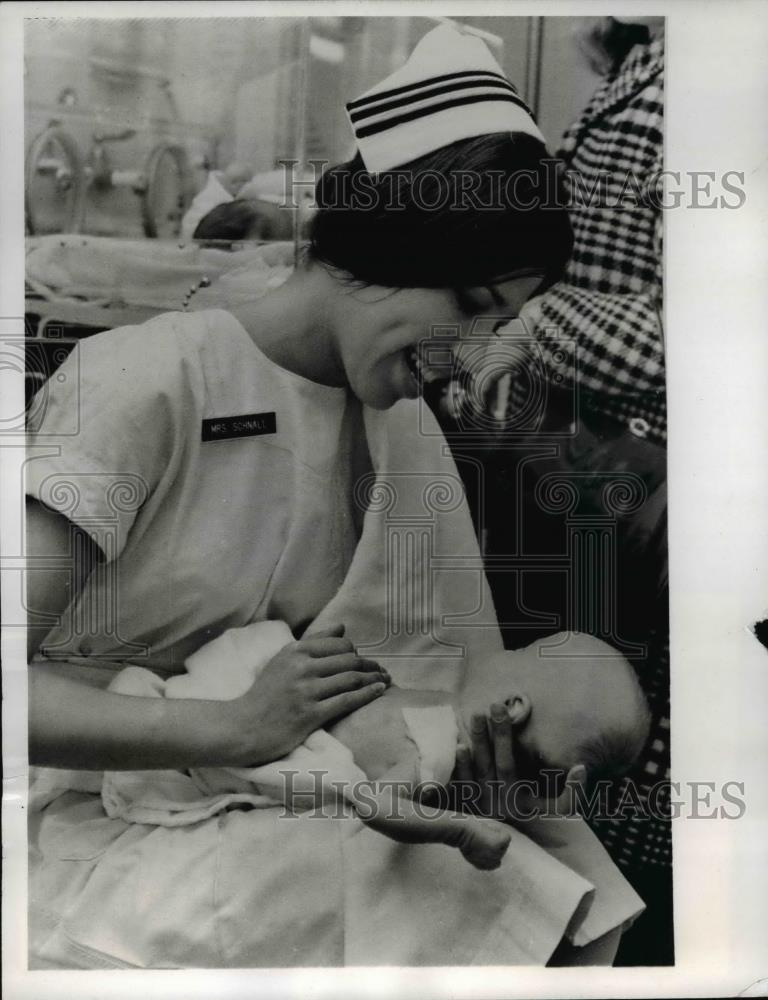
top-left (2, 1), bottom-right (767, 997)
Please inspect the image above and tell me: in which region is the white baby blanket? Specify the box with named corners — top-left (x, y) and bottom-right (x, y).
top-left (101, 621), bottom-right (371, 825)
top-left (26, 235), bottom-right (293, 312)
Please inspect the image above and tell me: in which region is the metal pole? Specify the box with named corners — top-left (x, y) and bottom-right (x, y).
top-left (525, 16), bottom-right (544, 119)
top-left (391, 16), bottom-right (411, 71)
top-left (292, 18), bottom-right (311, 268)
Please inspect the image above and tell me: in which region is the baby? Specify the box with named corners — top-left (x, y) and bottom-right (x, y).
top-left (324, 630), bottom-right (650, 869)
top-left (106, 627), bottom-right (650, 871)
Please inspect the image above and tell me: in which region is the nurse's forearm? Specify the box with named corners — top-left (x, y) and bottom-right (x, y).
top-left (29, 664), bottom-right (243, 770)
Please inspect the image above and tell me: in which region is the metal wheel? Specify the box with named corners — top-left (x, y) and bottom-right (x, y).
top-left (25, 125), bottom-right (85, 235)
top-left (140, 144), bottom-right (190, 238)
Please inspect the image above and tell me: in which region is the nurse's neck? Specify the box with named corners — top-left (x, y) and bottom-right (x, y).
top-left (229, 264), bottom-right (347, 389)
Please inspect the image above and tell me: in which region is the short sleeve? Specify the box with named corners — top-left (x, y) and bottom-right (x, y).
top-left (26, 312), bottom-right (204, 561)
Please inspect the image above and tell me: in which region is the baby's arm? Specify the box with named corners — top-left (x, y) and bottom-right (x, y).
top-left (346, 760), bottom-right (512, 870)
top-left (330, 687), bottom-right (512, 869)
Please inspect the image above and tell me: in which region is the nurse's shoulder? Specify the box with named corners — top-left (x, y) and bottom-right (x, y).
top-left (34, 308), bottom-right (251, 430)
top-left (27, 309), bottom-right (258, 514)
top-left (80, 308), bottom-right (248, 385)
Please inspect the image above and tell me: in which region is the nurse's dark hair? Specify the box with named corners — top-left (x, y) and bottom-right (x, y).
top-left (308, 132), bottom-right (573, 292)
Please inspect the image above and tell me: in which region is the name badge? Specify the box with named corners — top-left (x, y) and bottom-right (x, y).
top-left (202, 412), bottom-right (277, 441)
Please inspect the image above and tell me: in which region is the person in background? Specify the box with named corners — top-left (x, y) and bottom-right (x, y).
top-left (517, 14), bottom-right (665, 443)
top-left (180, 161), bottom-right (253, 241)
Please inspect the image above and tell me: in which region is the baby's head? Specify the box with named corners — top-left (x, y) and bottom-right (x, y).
top-left (459, 632), bottom-right (650, 794)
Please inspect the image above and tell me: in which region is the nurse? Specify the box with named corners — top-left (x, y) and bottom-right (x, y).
top-left (25, 25), bottom-right (573, 965)
top-left (28, 25), bottom-right (572, 770)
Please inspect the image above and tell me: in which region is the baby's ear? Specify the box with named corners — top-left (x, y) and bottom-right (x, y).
top-left (507, 693), bottom-right (531, 726)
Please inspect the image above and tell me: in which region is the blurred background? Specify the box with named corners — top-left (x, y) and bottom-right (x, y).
top-left (24, 15), bottom-right (603, 240)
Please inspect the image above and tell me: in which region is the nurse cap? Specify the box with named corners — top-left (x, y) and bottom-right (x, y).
top-left (346, 24), bottom-right (545, 172)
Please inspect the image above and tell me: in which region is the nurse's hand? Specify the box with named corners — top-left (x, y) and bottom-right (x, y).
top-left (230, 624), bottom-right (390, 765)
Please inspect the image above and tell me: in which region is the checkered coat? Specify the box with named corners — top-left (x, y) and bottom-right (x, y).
top-left (515, 35), bottom-right (666, 443)
top-left (500, 39), bottom-right (672, 876)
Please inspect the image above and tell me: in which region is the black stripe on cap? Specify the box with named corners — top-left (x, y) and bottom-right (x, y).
top-left (348, 77), bottom-right (519, 124)
top-left (353, 92), bottom-right (536, 140)
top-left (347, 69), bottom-right (517, 111)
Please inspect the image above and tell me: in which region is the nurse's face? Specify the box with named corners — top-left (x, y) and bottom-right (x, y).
top-left (332, 272), bottom-right (544, 410)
